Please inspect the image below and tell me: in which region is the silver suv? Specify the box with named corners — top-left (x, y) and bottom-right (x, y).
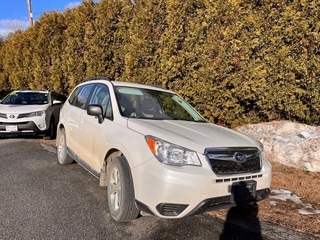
top-left (0, 90), bottom-right (64, 139)
top-left (56, 77), bottom-right (272, 222)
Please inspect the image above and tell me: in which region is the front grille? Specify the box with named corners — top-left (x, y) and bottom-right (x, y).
top-left (205, 147), bottom-right (261, 175)
top-left (0, 121), bottom-right (30, 126)
top-left (0, 113), bottom-right (7, 119)
top-left (18, 113), bottom-right (29, 118)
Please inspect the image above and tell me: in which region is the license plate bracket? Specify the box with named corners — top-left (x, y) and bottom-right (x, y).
top-left (231, 180), bottom-right (257, 203)
top-left (6, 125), bottom-right (18, 132)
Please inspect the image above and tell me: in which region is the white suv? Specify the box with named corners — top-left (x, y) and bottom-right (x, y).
top-left (0, 90), bottom-right (64, 139)
top-left (57, 77), bottom-right (272, 222)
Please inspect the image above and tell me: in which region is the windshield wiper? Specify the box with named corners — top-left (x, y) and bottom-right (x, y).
top-left (170, 117), bottom-right (207, 122)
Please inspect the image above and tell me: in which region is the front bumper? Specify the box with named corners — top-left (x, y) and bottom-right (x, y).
top-left (136, 188), bottom-right (270, 217)
top-left (132, 157), bottom-right (272, 218)
top-left (0, 121), bottom-right (45, 134)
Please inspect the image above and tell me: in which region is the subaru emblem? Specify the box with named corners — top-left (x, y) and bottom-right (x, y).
top-left (233, 152), bottom-right (247, 163)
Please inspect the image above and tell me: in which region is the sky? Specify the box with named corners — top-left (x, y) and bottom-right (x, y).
top-left (0, 0), bottom-right (83, 38)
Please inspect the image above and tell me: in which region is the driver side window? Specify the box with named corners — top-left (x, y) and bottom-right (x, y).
top-left (89, 84), bottom-right (113, 120)
top-left (71, 84), bottom-right (94, 109)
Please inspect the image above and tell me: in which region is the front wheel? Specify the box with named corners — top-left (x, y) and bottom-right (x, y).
top-left (107, 156), bottom-right (139, 222)
top-left (57, 128), bottom-right (74, 164)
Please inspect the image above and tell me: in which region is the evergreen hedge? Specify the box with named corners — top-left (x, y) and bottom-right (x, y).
top-left (0, 0), bottom-right (319, 127)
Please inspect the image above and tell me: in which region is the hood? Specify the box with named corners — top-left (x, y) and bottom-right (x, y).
top-left (0, 104), bottom-right (48, 114)
top-left (128, 118), bottom-right (260, 153)
top-left (127, 119), bottom-right (259, 154)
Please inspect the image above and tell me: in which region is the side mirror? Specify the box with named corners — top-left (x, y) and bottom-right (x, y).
top-left (87, 104), bottom-right (104, 124)
top-left (52, 100), bottom-right (62, 105)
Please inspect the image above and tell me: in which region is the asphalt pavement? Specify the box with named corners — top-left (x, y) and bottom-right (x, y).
top-left (0, 138), bottom-right (318, 240)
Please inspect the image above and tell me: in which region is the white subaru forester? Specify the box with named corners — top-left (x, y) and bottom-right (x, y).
top-left (56, 77), bottom-right (272, 222)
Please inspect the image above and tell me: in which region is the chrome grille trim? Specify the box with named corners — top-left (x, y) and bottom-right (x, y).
top-left (18, 113), bottom-right (29, 118)
top-left (0, 121), bottom-right (30, 126)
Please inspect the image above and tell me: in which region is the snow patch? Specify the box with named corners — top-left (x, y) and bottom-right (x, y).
top-left (269, 189), bottom-right (320, 215)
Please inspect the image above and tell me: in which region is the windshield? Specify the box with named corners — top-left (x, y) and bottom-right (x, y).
top-left (1, 92), bottom-right (49, 105)
top-left (114, 86), bottom-right (206, 122)
top-left (0, 90), bottom-right (11, 100)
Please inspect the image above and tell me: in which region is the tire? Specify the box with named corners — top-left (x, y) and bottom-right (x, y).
top-left (44, 118), bottom-right (56, 140)
top-left (57, 128), bottom-right (74, 164)
top-left (107, 156), bottom-right (140, 222)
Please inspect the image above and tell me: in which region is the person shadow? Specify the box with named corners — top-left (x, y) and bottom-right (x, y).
top-left (219, 181), bottom-right (263, 240)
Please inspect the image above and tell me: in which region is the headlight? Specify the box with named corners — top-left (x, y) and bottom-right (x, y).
top-left (257, 140), bottom-right (267, 159)
top-left (145, 135), bottom-right (201, 166)
top-left (26, 110), bottom-right (45, 117)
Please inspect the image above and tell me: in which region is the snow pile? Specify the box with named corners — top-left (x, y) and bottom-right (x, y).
top-left (236, 120), bottom-right (320, 173)
top-left (236, 121), bottom-right (320, 215)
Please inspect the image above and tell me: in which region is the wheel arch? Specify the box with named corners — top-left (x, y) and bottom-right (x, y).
top-left (56, 123), bottom-right (65, 143)
top-left (99, 149), bottom-right (122, 186)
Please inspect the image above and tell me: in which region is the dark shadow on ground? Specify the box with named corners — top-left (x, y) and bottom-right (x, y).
top-left (219, 181), bottom-right (263, 240)
top-left (0, 134), bottom-right (52, 140)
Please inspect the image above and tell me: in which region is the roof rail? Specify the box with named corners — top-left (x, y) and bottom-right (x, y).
top-left (85, 76), bottom-right (112, 82)
top-left (148, 84), bottom-right (164, 89)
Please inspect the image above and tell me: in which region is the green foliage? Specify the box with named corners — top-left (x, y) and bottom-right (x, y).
top-left (83, 0), bottom-right (120, 79)
top-left (0, 38), bottom-right (8, 88)
top-left (30, 11), bottom-right (68, 92)
top-left (122, 0), bottom-right (167, 84)
top-left (59, 0), bottom-right (96, 93)
top-left (2, 30), bottom-right (32, 89)
top-left (0, 0), bottom-right (320, 127)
